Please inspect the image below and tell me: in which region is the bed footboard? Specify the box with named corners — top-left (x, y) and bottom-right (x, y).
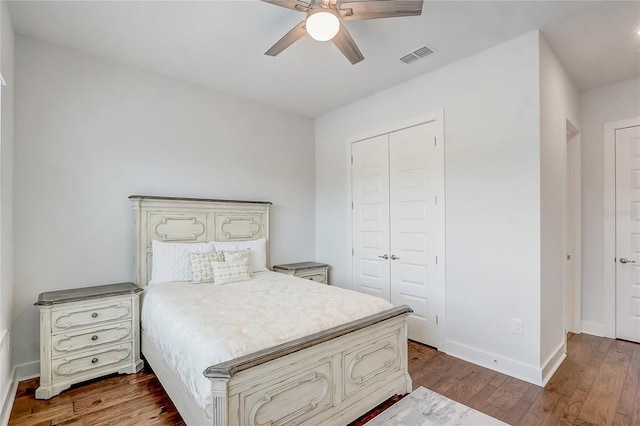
top-left (204, 305), bottom-right (412, 426)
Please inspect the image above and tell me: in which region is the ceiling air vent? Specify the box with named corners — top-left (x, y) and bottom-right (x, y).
top-left (400, 53), bottom-right (420, 64)
top-left (399, 45), bottom-right (436, 64)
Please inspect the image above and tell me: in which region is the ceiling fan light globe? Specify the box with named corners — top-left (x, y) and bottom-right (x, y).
top-left (306, 10), bottom-right (340, 41)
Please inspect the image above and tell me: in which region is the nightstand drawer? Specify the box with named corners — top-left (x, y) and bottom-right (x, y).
top-left (52, 343), bottom-right (132, 381)
top-left (297, 271), bottom-right (327, 283)
top-left (51, 300), bottom-right (132, 333)
top-left (52, 322), bottom-right (132, 357)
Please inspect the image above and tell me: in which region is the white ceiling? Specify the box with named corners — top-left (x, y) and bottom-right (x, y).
top-left (7, 1), bottom-right (640, 117)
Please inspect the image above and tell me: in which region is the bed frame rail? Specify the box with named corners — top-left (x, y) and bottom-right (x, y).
top-left (205, 305), bottom-right (412, 379)
top-left (206, 306), bottom-right (413, 426)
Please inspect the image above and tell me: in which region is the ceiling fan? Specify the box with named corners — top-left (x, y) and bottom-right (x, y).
top-left (261, 0), bottom-right (424, 65)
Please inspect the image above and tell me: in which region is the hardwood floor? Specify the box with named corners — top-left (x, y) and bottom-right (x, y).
top-left (408, 334), bottom-right (640, 425)
top-left (8, 333), bottom-right (640, 425)
top-left (8, 369), bottom-right (185, 426)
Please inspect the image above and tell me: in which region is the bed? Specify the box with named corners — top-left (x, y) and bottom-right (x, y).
top-left (130, 195), bottom-right (412, 426)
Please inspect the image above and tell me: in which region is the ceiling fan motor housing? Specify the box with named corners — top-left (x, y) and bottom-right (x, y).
top-left (306, 5), bottom-right (341, 41)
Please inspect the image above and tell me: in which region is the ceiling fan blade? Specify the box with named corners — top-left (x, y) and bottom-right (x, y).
top-left (339, 0), bottom-right (423, 21)
top-left (261, 0), bottom-right (309, 12)
top-left (331, 21), bottom-right (364, 65)
top-left (265, 21), bottom-right (307, 57)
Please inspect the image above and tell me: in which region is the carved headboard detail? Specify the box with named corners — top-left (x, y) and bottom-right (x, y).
top-left (130, 195), bottom-right (271, 287)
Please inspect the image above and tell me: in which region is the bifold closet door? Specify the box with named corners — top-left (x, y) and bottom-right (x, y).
top-left (352, 134), bottom-right (391, 301)
top-left (352, 120), bottom-right (444, 347)
top-left (389, 122), bottom-right (443, 346)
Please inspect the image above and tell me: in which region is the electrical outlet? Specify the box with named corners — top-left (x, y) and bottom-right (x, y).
top-left (512, 319), bottom-right (523, 335)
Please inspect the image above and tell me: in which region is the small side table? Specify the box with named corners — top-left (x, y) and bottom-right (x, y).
top-left (272, 262), bottom-right (329, 284)
top-left (34, 282), bottom-right (144, 399)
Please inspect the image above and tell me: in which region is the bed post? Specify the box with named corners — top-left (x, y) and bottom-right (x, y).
top-left (211, 379), bottom-right (231, 426)
top-left (402, 317), bottom-right (413, 393)
top-left (130, 197), bottom-right (143, 287)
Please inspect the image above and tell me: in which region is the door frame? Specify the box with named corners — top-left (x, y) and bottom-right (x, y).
top-left (346, 109), bottom-right (446, 350)
top-left (603, 117), bottom-right (640, 338)
top-left (563, 115), bottom-right (581, 336)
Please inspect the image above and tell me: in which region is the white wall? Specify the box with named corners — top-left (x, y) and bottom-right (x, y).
top-left (0, 0), bottom-right (14, 419)
top-left (12, 36), bottom-right (316, 368)
top-left (580, 77), bottom-right (640, 334)
top-left (316, 32), bottom-right (545, 382)
top-left (538, 35), bottom-right (579, 374)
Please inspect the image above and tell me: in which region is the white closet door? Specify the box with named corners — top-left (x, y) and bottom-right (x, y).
top-left (352, 135), bottom-right (391, 300)
top-left (389, 122), bottom-right (443, 346)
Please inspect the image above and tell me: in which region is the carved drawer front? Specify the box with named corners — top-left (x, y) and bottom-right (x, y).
top-left (51, 343), bottom-right (132, 381)
top-left (51, 300), bottom-right (132, 333)
top-left (51, 322), bottom-right (132, 357)
top-left (242, 361), bottom-right (333, 426)
top-left (343, 333), bottom-right (401, 399)
top-left (296, 270), bottom-right (327, 284)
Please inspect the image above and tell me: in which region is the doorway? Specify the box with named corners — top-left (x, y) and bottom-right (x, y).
top-left (564, 119), bottom-right (581, 335)
top-left (614, 125), bottom-right (640, 343)
top-left (604, 117), bottom-right (640, 342)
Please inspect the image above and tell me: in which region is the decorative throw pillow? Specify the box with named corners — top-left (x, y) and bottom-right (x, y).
top-left (189, 251), bottom-right (224, 283)
top-left (214, 238), bottom-right (268, 272)
top-left (222, 248), bottom-right (251, 265)
top-left (211, 259), bottom-right (252, 285)
top-left (150, 240), bottom-right (215, 284)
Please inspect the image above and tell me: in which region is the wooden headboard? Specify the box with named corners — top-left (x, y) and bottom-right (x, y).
top-left (130, 195), bottom-right (271, 287)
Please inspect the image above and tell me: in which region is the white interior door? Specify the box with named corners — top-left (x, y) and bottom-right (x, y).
top-left (389, 123), bottom-right (443, 346)
top-left (615, 125), bottom-right (640, 343)
top-left (352, 135), bottom-right (391, 300)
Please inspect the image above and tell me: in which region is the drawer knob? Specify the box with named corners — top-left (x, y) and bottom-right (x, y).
top-left (91, 335), bottom-right (98, 341)
top-left (91, 313), bottom-right (98, 319)
top-left (91, 358), bottom-right (98, 364)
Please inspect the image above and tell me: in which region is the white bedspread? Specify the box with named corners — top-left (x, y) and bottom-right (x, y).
top-left (141, 271), bottom-right (393, 413)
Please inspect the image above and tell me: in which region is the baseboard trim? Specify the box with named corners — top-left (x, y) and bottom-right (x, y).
top-left (0, 329), bottom-right (12, 426)
top-left (581, 321), bottom-right (605, 337)
top-left (541, 342), bottom-right (566, 387)
top-left (445, 339), bottom-right (543, 386)
top-left (1, 361), bottom-right (39, 425)
top-left (1, 367), bottom-right (17, 426)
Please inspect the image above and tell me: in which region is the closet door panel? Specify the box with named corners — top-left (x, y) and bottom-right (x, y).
top-left (352, 135), bottom-right (391, 301)
top-left (389, 122), bottom-right (439, 346)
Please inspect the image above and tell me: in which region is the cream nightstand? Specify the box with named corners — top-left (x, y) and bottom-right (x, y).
top-left (272, 262), bottom-right (329, 284)
top-left (34, 282), bottom-right (144, 399)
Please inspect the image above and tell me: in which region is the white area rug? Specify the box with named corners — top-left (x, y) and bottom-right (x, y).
top-left (365, 386), bottom-right (508, 426)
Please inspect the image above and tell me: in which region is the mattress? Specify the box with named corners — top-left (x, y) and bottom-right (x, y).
top-left (140, 271), bottom-right (394, 413)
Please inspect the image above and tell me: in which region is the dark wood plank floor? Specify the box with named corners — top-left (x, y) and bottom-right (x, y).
top-left (9, 333), bottom-right (640, 425)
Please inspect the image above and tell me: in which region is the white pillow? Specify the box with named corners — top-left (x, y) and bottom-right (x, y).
top-left (211, 259), bottom-right (252, 285)
top-left (150, 240), bottom-right (215, 284)
top-left (214, 238), bottom-right (267, 272)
